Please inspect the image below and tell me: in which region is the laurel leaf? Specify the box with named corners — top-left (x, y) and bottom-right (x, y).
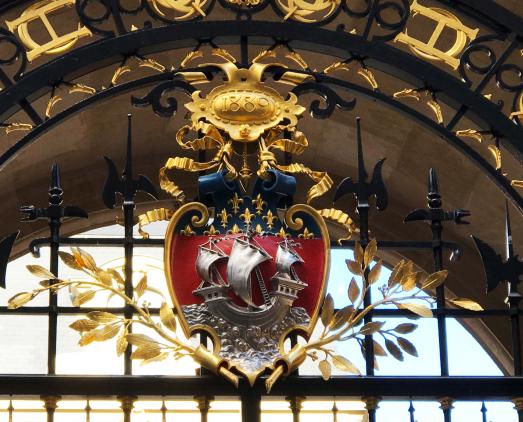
top-left (79, 324), bottom-right (120, 346)
top-left (116, 330), bottom-right (128, 357)
top-left (422, 270), bottom-right (448, 290)
top-left (402, 271), bottom-right (423, 292)
top-left (348, 277), bottom-right (360, 304)
top-left (321, 294), bottom-right (334, 327)
top-left (107, 268), bottom-right (125, 286)
top-left (332, 355), bottom-right (361, 375)
top-left (58, 251), bottom-right (82, 270)
top-left (136, 274), bottom-right (148, 298)
top-left (69, 319), bottom-right (99, 332)
top-left (346, 259), bottom-right (362, 275)
top-left (448, 298), bottom-right (483, 311)
top-left (7, 292), bottom-right (35, 309)
top-left (388, 260), bottom-right (406, 287)
top-left (142, 351), bottom-right (169, 365)
top-left (359, 321), bottom-right (385, 336)
top-left (26, 265), bottom-right (55, 279)
top-left (95, 270), bottom-right (113, 286)
top-left (319, 360), bottom-right (331, 381)
top-left (393, 323), bottom-right (418, 334)
top-left (329, 305), bottom-right (354, 331)
top-left (160, 302), bottom-right (177, 333)
top-left (73, 290), bottom-right (96, 306)
top-left (354, 242), bottom-right (364, 267)
top-left (87, 311), bottom-right (119, 323)
top-left (132, 344), bottom-right (162, 360)
top-left (385, 339), bottom-right (404, 361)
top-left (368, 260), bottom-right (382, 285)
top-left (397, 337), bottom-right (418, 357)
top-left (72, 247), bottom-right (98, 272)
top-left (373, 340), bottom-right (387, 357)
top-left (126, 333), bottom-right (158, 347)
top-left (397, 302), bottom-right (433, 318)
top-left (363, 239), bottom-right (377, 269)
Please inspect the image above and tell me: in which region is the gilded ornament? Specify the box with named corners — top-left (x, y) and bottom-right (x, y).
top-left (218, 208), bottom-right (232, 228)
top-left (262, 210), bottom-right (277, 229)
top-left (148, 0), bottom-right (209, 20)
top-left (204, 225), bottom-right (221, 236)
top-left (394, 0), bottom-right (479, 69)
top-left (180, 224), bottom-right (196, 236)
top-left (228, 193), bottom-right (244, 214)
top-left (275, 0), bottom-right (341, 23)
top-left (6, 0), bottom-right (92, 61)
top-left (253, 194), bottom-right (267, 214)
top-left (239, 208), bottom-right (255, 225)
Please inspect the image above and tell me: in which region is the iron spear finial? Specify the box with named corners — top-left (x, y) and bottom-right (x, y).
top-left (427, 167), bottom-right (441, 209)
top-left (49, 163), bottom-right (63, 206)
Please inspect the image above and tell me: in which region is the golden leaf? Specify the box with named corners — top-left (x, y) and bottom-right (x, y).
top-left (58, 251), bottom-right (82, 270)
top-left (448, 298), bottom-right (483, 311)
top-left (135, 274), bottom-right (148, 298)
top-left (488, 145), bottom-right (502, 170)
top-left (368, 260), bottom-right (382, 285)
top-left (455, 129), bottom-right (483, 143)
top-left (132, 344), bottom-right (162, 360)
top-left (7, 292), bottom-right (35, 309)
top-left (393, 323), bottom-right (417, 334)
top-left (359, 321), bottom-right (385, 336)
top-left (373, 340), bottom-right (387, 357)
top-left (116, 331), bottom-right (128, 357)
top-left (79, 330), bottom-right (98, 346)
top-left (346, 259), bottom-right (362, 275)
top-left (321, 294), bottom-right (334, 327)
top-left (421, 270), bottom-right (448, 290)
top-left (160, 302), bottom-right (177, 333)
top-left (73, 290), bottom-right (96, 306)
top-left (319, 360), bottom-right (331, 381)
top-left (348, 277), bottom-right (360, 304)
top-left (388, 259), bottom-right (406, 287)
top-left (397, 302), bottom-right (433, 318)
top-left (142, 351), bottom-right (169, 365)
top-left (397, 337), bottom-right (418, 357)
top-left (72, 247), bottom-right (98, 272)
top-left (329, 305), bottom-right (354, 331)
top-left (87, 311), bottom-right (119, 323)
top-left (95, 270), bottom-right (113, 286)
top-left (354, 242), bottom-right (364, 267)
top-left (385, 339), bottom-right (404, 361)
top-left (69, 319), bottom-right (99, 332)
top-left (107, 268), bottom-right (125, 286)
top-left (79, 324), bottom-right (120, 346)
top-left (26, 265), bottom-right (55, 279)
top-left (126, 333), bottom-right (159, 347)
top-left (331, 355), bottom-right (361, 375)
top-left (402, 271), bottom-right (422, 292)
top-left (427, 98), bottom-right (444, 124)
top-left (363, 239), bottom-right (377, 269)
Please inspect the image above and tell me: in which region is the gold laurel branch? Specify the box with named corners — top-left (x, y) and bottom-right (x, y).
top-left (4, 122), bottom-right (33, 134)
top-left (323, 61), bottom-right (350, 74)
top-left (7, 248), bottom-right (239, 387)
top-left (357, 66), bottom-right (379, 90)
top-left (393, 88), bottom-right (421, 101)
top-left (455, 129), bottom-right (483, 143)
top-left (137, 57), bottom-right (166, 73)
top-left (488, 145), bottom-right (502, 170)
top-left (511, 180), bottom-right (523, 188)
top-left (427, 98), bottom-right (443, 124)
top-left (68, 83), bottom-right (97, 95)
top-left (138, 208), bottom-right (175, 239)
top-left (317, 208), bottom-right (357, 244)
top-left (111, 65), bottom-right (131, 85)
top-left (45, 95), bottom-right (63, 118)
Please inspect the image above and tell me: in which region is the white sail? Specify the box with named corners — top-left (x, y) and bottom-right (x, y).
top-left (196, 247), bottom-right (227, 285)
top-left (227, 238), bottom-right (270, 307)
top-left (275, 244), bottom-right (303, 279)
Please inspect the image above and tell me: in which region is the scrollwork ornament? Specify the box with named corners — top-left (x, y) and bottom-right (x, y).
top-left (292, 82), bottom-right (356, 119)
top-left (76, 0), bottom-right (115, 36)
top-left (0, 27), bottom-right (28, 79)
top-left (273, 0), bottom-right (342, 24)
top-left (143, 0), bottom-right (215, 23)
top-left (372, 0), bottom-right (410, 41)
top-left (458, 35), bottom-right (503, 87)
top-left (510, 89), bottom-right (523, 127)
top-left (132, 78), bottom-right (197, 117)
top-left (496, 63), bottom-right (523, 92)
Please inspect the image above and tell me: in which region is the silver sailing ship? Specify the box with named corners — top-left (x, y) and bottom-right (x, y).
top-left (192, 235), bottom-right (308, 328)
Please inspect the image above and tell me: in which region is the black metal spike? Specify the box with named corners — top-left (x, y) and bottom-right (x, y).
top-left (102, 114), bottom-right (158, 209)
top-left (505, 200), bottom-right (514, 260)
top-left (333, 117), bottom-right (388, 211)
top-left (427, 167), bottom-right (441, 209)
top-left (0, 231), bottom-right (19, 288)
top-left (49, 163), bottom-right (63, 206)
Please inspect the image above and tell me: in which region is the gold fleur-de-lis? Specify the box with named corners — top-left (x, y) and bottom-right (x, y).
top-left (180, 225), bottom-right (195, 236)
top-left (278, 227), bottom-right (290, 238)
top-left (255, 224), bottom-right (263, 234)
top-left (299, 227), bottom-right (314, 239)
top-left (204, 225), bottom-right (220, 236)
top-left (240, 208), bottom-right (255, 225)
top-left (227, 224), bottom-right (242, 234)
top-left (253, 194), bottom-right (267, 214)
top-left (218, 209), bottom-right (232, 228)
top-left (228, 193), bottom-right (244, 214)
top-left (262, 210), bottom-right (278, 229)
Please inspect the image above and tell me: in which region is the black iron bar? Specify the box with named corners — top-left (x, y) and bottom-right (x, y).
top-left (481, 401), bottom-right (487, 422)
top-left (241, 391), bottom-right (261, 422)
top-left (408, 399), bottom-right (415, 422)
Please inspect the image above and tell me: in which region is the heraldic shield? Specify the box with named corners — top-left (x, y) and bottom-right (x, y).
top-left (165, 169), bottom-right (330, 385)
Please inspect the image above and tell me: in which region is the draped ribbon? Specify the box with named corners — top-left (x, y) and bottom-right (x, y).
top-left (317, 208), bottom-right (357, 244)
top-left (160, 122), bottom-right (236, 202)
top-left (137, 208), bottom-right (175, 238)
top-left (258, 127), bottom-right (332, 203)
